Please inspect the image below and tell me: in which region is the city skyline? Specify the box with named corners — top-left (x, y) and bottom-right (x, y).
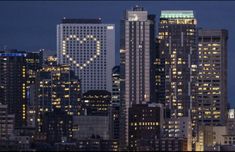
top-left (0, 2), bottom-right (234, 151)
top-left (0, 1), bottom-right (235, 107)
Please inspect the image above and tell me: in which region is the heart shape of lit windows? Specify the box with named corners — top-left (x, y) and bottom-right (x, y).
top-left (62, 35), bottom-right (101, 69)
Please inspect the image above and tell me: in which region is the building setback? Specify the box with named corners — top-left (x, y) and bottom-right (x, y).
top-left (197, 29), bottom-right (228, 126)
top-left (57, 18), bottom-right (115, 93)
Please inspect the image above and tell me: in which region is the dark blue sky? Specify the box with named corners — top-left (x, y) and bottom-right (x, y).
top-left (0, 1), bottom-right (234, 106)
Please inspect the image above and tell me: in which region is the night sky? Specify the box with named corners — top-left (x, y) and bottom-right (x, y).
top-left (0, 1), bottom-right (234, 107)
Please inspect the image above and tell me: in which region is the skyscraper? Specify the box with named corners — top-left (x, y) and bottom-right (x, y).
top-left (0, 104), bottom-right (15, 141)
top-left (157, 10), bottom-right (198, 119)
top-left (112, 66), bottom-right (120, 104)
top-left (197, 29), bottom-right (228, 126)
top-left (41, 109), bottom-right (73, 144)
top-left (25, 51), bottom-right (43, 128)
top-left (120, 6), bottom-right (156, 148)
top-left (57, 18), bottom-right (115, 93)
top-left (109, 66), bottom-right (121, 141)
top-left (81, 90), bottom-right (111, 116)
top-left (0, 50), bottom-right (28, 128)
top-left (35, 64), bottom-right (81, 132)
top-left (129, 103), bottom-right (162, 151)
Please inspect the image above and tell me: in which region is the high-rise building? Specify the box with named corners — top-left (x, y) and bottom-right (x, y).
top-left (35, 64), bottom-right (81, 132)
top-left (110, 66), bottom-right (121, 141)
top-left (0, 50), bottom-right (28, 128)
top-left (0, 50), bottom-right (43, 129)
top-left (109, 103), bottom-right (120, 141)
top-left (112, 66), bottom-right (120, 104)
top-left (195, 125), bottom-right (227, 151)
top-left (25, 51), bottom-right (43, 128)
top-left (197, 29), bottom-right (228, 126)
top-left (128, 103), bottom-right (164, 151)
top-left (57, 18), bottom-right (115, 93)
top-left (163, 117), bottom-right (192, 151)
top-left (0, 104), bottom-right (15, 141)
top-left (120, 6), bottom-right (156, 148)
top-left (157, 10), bottom-right (198, 118)
top-left (81, 90), bottom-right (111, 116)
top-left (227, 109), bottom-right (235, 135)
top-left (25, 51), bottom-right (43, 85)
top-left (41, 109), bottom-right (73, 144)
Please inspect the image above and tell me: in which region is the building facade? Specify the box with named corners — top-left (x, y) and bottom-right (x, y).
top-left (81, 90), bottom-right (111, 116)
top-left (0, 104), bottom-right (15, 141)
top-left (128, 103), bottom-right (163, 151)
top-left (41, 109), bottom-right (73, 144)
top-left (109, 103), bottom-right (120, 140)
top-left (35, 64), bottom-right (81, 132)
top-left (0, 50), bottom-right (28, 128)
top-left (197, 29), bottom-right (228, 126)
top-left (157, 10), bottom-right (198, 118)
top-left (227, 109), bottom-right (235, 135)
top-left (112, 66), bottom-right (120, 104)
top-left (110, 66), bottom-right (121, 141)
top-left (163, 117), bottom-right (192, 151)
top-left (57, 18), bottom-right (115, 93)
top-left (73, 115), bottom-right (110, 140)
top-left (154, 138), bottom-right (188, 151)
top-left (120, 6), bottom-right (156, 148)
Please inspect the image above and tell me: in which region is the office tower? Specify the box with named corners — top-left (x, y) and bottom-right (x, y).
top-left (57, 18), bottom-right (115, 93)
top-left (25, 51), bottom-right (43, 85)
top-left (163, 117), bottom-right (192, 151)
top-left (35, 64), bottom-right (81, 132)
top-left (227, 109), bottom-right (235, 135)
top-left (0, 104), bottom-right (15, 141)
top-left (120, 6), bottom-right (156, 148)
top-left (112, 66), bottom-right (120, 104)
top-left (195, 125), bottom-right (227, 151)
top-left (128, 103), bottom-right (163, 151)
top-left (157, 10), bottom-right (197, 118)
top-left (81, 90), bottom-right (111, 116)
top-left (109, 104), bottom-right (120, 141)
top-left (0, 50), bottom-right (28, 128)
top-left (197, 29), bottom-right (228, 126)
top-left (110, 66), bottom-right (121, 141)
top-left (0, 50), bottom-right (43, 129)
top-left (41, 109), bottom-right (73, 144)
top-left (25, 51), bottom-right (43, 128)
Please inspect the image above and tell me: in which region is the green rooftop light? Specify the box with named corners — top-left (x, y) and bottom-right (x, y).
top-left (160, 10), bottom-right (194, 19)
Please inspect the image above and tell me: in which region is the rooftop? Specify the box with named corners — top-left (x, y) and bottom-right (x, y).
top-left (61, 18), bottom-right (102, 24)
top-left (160, 10), bottom-right (194, 19)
